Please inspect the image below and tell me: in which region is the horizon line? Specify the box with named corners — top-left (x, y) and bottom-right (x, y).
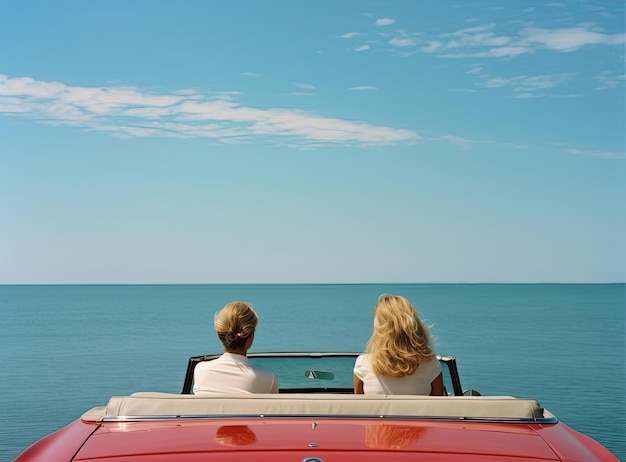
top-left (1, 282), bottom-right (624, 286)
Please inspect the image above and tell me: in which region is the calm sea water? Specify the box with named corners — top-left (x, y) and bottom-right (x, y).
top-left (1, 284), bottom-right (624, 461)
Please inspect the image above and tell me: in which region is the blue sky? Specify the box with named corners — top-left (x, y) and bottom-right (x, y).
top-left (0, 1), bottom-right (624, 284)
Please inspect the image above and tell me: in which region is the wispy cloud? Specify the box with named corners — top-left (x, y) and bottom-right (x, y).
top-left (0, 74), bottom-right (418, 147)
top-left (376, 18), bottom-right (395, 26)
top-left (521, 26), bottom-right (626, 52)
top-left (241, 72), bottom-right (262, 77)
top-left (338, 32), bottom-right (359, 39)
top-left (439, 46), bottom-right (533, 58)
top-left (478, 73), bottom-right (573, 97)
top-left (436, 134), bottom-right (484, 150)
top-left (551, 93), bottom-right (583, 98)
top-left (355, 44), bottom-right (370, 52)
top-left (340, 11), bottom-right (625, 64)
top-left (293, 82), bottom-right (316, 90)
top-left (433, 133), bottom-right (625, 159)
top-left (592, 72), bottom-right (626, 91)
top-left (514, 92), bottom-right (541, 99)
top-left (429, 134), bottom-right (528, 151)
top-left (562, 147), bottom-right (626, 159)
top-left (1, 73), bottom-right (618, 158)
top-left (389, 32), bottom-right (419, 47)
top-left (420, 41), bottom-right (443, 53)
top-left (432, 24), bottom-right (533, 58)
top-left (439, 24), bottom-right (626, 57)
top-left (349, 86), bottom-right (377, 91)
top-left (440, 24), bottom-right (512, 48)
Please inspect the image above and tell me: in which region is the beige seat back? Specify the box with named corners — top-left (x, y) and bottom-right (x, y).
top-left (82, 392), bottom-right (545, 422)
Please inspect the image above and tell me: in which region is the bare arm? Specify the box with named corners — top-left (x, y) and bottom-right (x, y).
top-left (269, 374), bottom-right (279, 394)
top-left (353, 373), bottom-right (364, 394)
top-left (430, 372), bottom-right (444, 396)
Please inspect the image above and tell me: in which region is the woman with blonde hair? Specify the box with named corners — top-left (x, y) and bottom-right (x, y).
top-left (193, 301), bottom-right (278, 394)
top-left (353, 294), bottom-right (444, 395)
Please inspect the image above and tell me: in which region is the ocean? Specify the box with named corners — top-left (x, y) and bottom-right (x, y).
top-left (1, 283), bottom-right (624, 461)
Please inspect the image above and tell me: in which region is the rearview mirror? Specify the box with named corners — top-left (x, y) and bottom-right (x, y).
top-left (304, 370), bottom-right (334, 380)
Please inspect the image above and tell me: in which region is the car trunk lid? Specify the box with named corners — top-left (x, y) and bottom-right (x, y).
top-left (74, 418), bottom-right (561, 461)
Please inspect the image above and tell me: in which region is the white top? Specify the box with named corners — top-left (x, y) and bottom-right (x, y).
top-left (193, 352), bottom-right (278, 395)
top-left (353, 354), bottom-right (442, 395)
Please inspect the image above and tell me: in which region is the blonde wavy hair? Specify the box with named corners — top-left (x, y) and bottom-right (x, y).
top-left (214, 301), bottom-right (258, 350)
top-left (366, 294), bottom-right (434, 377)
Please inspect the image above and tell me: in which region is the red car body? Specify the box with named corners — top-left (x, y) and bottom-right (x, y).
top-left (15, 353), bottom-right (619, 462)
top-left (17, 416), bottom-right (618, 462)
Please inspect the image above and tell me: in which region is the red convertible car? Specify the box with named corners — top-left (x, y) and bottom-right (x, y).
top-left (15, 353), bottom-right (619, 461)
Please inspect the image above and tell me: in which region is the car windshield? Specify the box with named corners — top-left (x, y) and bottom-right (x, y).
top-left (186, 353), bottom-right (461, 394)
top-left (248, 354), bottom-right (358, 390)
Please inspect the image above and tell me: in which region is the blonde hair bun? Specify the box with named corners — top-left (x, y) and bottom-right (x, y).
top-left (214, 301), bottom-right (258, 349)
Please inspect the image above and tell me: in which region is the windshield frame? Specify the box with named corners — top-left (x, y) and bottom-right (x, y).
top-left (182, 352), bottom-right (464, 395)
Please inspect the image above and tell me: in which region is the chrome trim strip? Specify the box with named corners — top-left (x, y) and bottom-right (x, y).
top-left (102, 414), bottom-right (558, 424)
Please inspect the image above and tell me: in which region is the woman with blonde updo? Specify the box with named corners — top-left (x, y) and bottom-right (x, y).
top-left (193, 301), bottom-right (278, 394)
top-left (353, 294), bottom-right (444, 395)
